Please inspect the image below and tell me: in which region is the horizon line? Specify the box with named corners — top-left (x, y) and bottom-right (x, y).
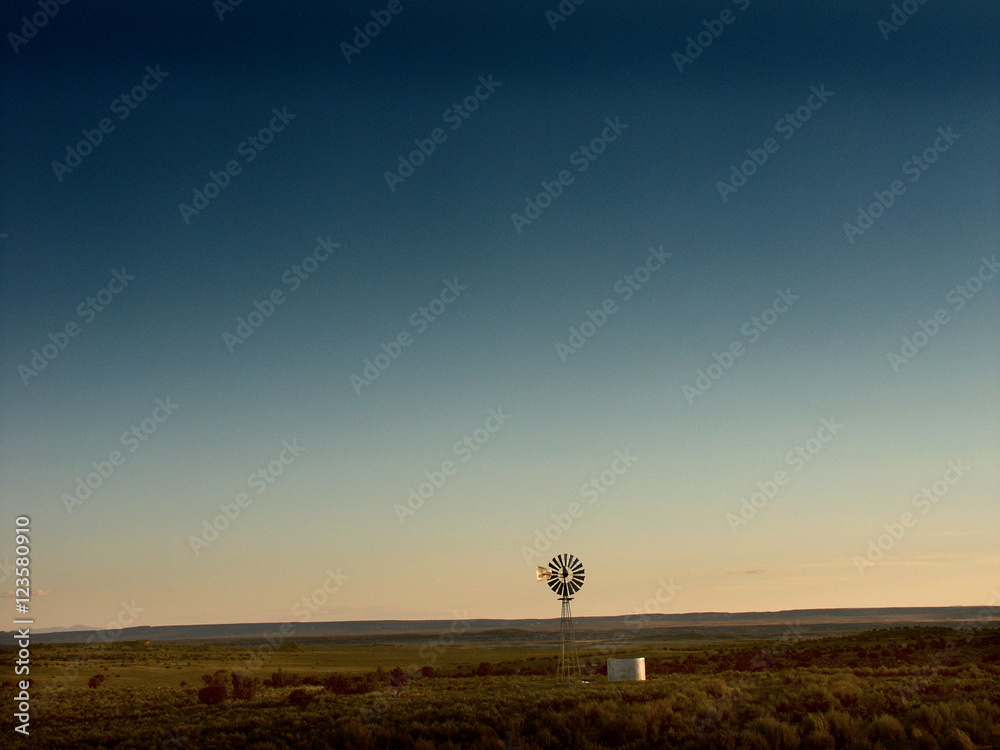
top-left (13, 603), bottom-right (999, 636)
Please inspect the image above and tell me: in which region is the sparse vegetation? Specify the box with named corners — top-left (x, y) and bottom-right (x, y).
top-left (0, 626), bottom-right (996, 748)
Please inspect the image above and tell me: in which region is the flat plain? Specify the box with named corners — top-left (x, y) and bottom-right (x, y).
top-left (3, 617), bottom-right (1000, 749)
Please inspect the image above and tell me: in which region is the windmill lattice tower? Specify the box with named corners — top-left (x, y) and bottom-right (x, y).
top-left (536, 553), bottom-right (585, 683)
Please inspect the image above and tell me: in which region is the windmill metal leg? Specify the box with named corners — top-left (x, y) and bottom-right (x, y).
top-left (558, 598), bottom-right (582, 683)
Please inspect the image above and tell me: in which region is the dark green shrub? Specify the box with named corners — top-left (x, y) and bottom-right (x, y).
top-left (390, 667), bottom-right (410, 686)
top-left (801, 730), bottom-right (835, 750)
top-left (202, 669), bottom-right (228, 688)
top-left (709, 727), bottom-right (739, 750)
top-left (288, 688), bottom-right (315, 707)
top-left (197, 684), bottom-right (226, 705)
top-left (910, 727), bottom-right (939, 750)
top-left (940, 727), bottom-right (975, 750)
top-left (826, 710), bottom-right (863, 747)
top-left (230, 671), bottom-right (259, 700)
top-left (801, 688), bottom-right (837, 713)
top-left (913, 704), bottom-right (945, 734)
top-left (746, 716), bottom-right (800, 750)
top-left (264, 669), bottom-right (300, 687)
top-left (868, 714), bottom-right (906, 743)
top-left (738, 729), bottom-right (772, 750)
top-left (362, 668), bottom-right (390, 690)
top-left (323, 673), bottom-right (354, 694)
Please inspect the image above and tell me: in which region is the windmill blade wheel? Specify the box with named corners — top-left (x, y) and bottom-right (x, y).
top-left (546, 554), bottom-right (585, 598)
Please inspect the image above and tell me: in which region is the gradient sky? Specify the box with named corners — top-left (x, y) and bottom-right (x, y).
top-left (2, 1), bottom-right (998, 629)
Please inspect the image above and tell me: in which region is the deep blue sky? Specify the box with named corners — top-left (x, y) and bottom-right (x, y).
top-left (2, 1), bottom-right (998, 627)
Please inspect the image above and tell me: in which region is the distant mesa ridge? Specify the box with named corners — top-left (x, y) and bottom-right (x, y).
top-left (7, 606), bottom-right (996, 644)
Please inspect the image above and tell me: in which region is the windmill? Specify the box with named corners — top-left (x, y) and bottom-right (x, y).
top-left (536, 553), bottom-right (585, 683)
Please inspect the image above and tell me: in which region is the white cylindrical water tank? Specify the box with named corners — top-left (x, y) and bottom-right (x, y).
top-left (607, 657), bottom-right (646, 681)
